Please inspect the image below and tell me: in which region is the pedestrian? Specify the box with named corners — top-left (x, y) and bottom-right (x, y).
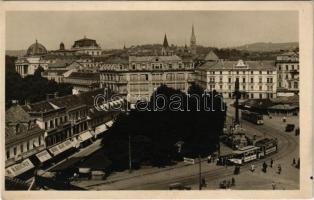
top-left (202, 178), bottom-right (206, 187)
top-left (262, 161), bottom-right (268, 173)
top-left (277, 164), bottom-right (282, 174)
top-left (270, 158), bottom-right (273, 168)
top-left (251, 164), bottom-right (255, 172)
top-left (226, 180), bottom-right (231, 188)
top-left (292, 158), bottom-right (296, 165)
top-left (207, 155), bottom-right (211, 164)
top-left (272, 181), bottom-right (276, 190)
top-left (231, 177), bottom-right (235, 186)
top-left (296, 158), bottom-right (300, 169)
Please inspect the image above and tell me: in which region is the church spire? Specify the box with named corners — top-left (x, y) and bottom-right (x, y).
top-left (190, 24), bottom-right (197, 55)
top-left (163, 33), bottom-right (169, 48)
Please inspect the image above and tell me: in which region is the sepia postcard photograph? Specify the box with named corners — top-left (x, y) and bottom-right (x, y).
top-left (1, 1), bottom-right (313, 200)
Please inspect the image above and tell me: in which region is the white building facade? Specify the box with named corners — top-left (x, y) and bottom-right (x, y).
top-left (196, 59), bottom-right (277, 99)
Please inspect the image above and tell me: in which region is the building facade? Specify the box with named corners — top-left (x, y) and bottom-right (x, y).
top-left (5, 105), bottom-right (46, 168)
top-left (15, 40), bottom-right (49, 78)
top-left (275, 51), bottom-right (299, 96)
top-left (196, 53), bottom-right (277, 99)
top-left (99, 54), bottom-right (194, 103)
top-left (71, 36), bottom-right (102, 56)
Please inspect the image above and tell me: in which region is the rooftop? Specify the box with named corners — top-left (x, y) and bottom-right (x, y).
top-left (198, 60), bottom-right (276, 71)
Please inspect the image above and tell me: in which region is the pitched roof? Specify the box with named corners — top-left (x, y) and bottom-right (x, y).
top-left (204, 51), bottom-right (219, 61)
top-left (129, 55), bottom-right (182, 62)
top-left (198, 60), bottom-right (276, 71)
top-left (6, 105), bottom-right (32, 123)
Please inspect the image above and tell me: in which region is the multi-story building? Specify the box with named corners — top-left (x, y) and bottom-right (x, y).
top-left (196, 52), bottom-right (277, 99)
top-left (71, 36), bottom-right (102, 56)
top-left (99, 35), bottom-right (195, 103)
top-left (5, 105), bottom-right (46, 177)
top-left (63, 72), bottom-right (100, 94)
top-left (275, 51), bottom-right (299, 96)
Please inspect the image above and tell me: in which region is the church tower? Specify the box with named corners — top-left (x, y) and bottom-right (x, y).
top-left (190, 24), bottom-right (197, 55)
top-left (161, 33), bottom-right (170, 56)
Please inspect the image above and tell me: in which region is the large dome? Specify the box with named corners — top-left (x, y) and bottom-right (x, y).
top-left (26, 40), bottom-right (47, 56)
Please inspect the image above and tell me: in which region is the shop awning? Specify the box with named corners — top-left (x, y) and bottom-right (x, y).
top-left (105, 120), bottom-right (114, 128)
top-left (49, 140), bottom-right (73, 156)
top-left (36, 150), bottom-right (52, 163)
top-left (78, 131), bottom-right (93, 142)
top-left (95, 124), bottom-right (108, 135)
top-left (5, 159), bottom-right (34, 177)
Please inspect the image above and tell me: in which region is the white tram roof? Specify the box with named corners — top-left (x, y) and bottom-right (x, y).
top-left (233, 145), bottom-right (260, 154)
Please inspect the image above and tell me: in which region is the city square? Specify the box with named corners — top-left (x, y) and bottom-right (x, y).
top-left (4, 10), bottom-right (302, 192)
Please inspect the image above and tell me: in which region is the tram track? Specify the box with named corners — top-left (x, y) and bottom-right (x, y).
top-left (119, 118), bottom-right (298, 190)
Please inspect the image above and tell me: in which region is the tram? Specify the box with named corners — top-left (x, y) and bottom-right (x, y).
top-left (241, 110), bottom-right (264, 125)
top-left (255, 138), bottom-right (278, 158)
top-left (228, 146), bottom-right (260, 165)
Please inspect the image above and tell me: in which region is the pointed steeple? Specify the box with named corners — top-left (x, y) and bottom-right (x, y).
top-left (163, 33), bottom-right (169, 48)
top-left (190, 24), bottom-right (197, 55)
top-left (190, 24), bottom-right (196, 44)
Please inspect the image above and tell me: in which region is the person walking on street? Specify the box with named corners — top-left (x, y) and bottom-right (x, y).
top-left (292, 158), bottom-right (296, 166)
top-left (251, 164), bottom-right (255, 172)
top-left (296, 158), bottom-right (300, 169)
top-left (272, 181), bottom-right (276, 190)
top-left (262, 161), bottom-right (268, 173)
top-left (277, 164), bottom-right (282, 174)
top-left (270, 158), bottom-right (273, 168)
top-left (207, 155), bottom-right (211, 164)
top-left (231, 177), bottom-right (235, 186)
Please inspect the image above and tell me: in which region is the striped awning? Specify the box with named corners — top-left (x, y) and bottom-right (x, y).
top-left (5, 159), bottom-right (34, 177)
top-left (49, 140), bottom-right (73, 156)
top-left (36, 150), bottom-right (52, 163)
top-left (105, 120), bottom-right (114, 128)
top-left (95, 124), bottom-right (108, 135)
top-left (78, 130), bottom-right (93, 142)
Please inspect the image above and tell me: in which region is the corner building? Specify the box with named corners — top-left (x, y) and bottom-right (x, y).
top-left (196, 53), bottom-right (277, 99)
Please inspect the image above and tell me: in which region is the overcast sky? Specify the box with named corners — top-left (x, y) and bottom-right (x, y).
top-left (6, 11), bottom-right (298, 50)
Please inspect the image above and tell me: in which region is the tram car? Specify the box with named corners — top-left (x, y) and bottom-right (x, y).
top-left (241, 110), bottom-right (264, 125)
top-left (228, 145), bottom-right (260, 165)
top-left (255, 138), bottom-right (278, 158)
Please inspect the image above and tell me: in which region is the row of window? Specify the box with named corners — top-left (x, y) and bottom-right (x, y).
top-left (208, 84), bottom-right (273, 91)
top-left (44, 115), bottom-right (67, 130)
top-left (278, 64), bottom-right (299, 71)
top-left (208, 70), bottom-right (274, 75)
top-left (209, 77), bottom-right (273, 84)
top-left (6, 136), bottom-right (43, 160)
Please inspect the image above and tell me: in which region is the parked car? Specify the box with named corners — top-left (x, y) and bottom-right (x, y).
top-left (285, 124), bottom-right (295, 132)
top-left (168, 182), bottom-right (191, 190)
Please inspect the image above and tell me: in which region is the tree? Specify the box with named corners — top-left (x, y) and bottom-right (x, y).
top-left (101, 84), bottom-right (226, 172)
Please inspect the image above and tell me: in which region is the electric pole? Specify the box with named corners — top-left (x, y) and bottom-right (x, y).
top-left (128, 134), bottom-right (132, 173)
top-left (199, 155), bottom-right (202, 190)
top-left (234, 78), bottom-right (240, 124)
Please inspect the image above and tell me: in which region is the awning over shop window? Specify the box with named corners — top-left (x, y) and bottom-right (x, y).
top-left (49, 140), bottom-right (73, 156)
top-left (5, 159), bottom-right (34, 177)
top-left (36, 150), bottom-right (52, 163)
top-left (95, 124), bottom-right (108, 135)
top-left (105, 120), bottom-right (114, 128)
top-left (78, 131), bottom-right (93, 142)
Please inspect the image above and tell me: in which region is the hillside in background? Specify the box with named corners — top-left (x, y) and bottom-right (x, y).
top-left (6, 50), bottom-right (26, 57)
top-left (234, 42), bottom-right (298, 52)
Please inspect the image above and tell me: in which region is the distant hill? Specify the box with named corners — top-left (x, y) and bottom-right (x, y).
top-left (234, 42), bottom-right (298, 52)
top-left (5, 50), bottom-right (26, 57)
